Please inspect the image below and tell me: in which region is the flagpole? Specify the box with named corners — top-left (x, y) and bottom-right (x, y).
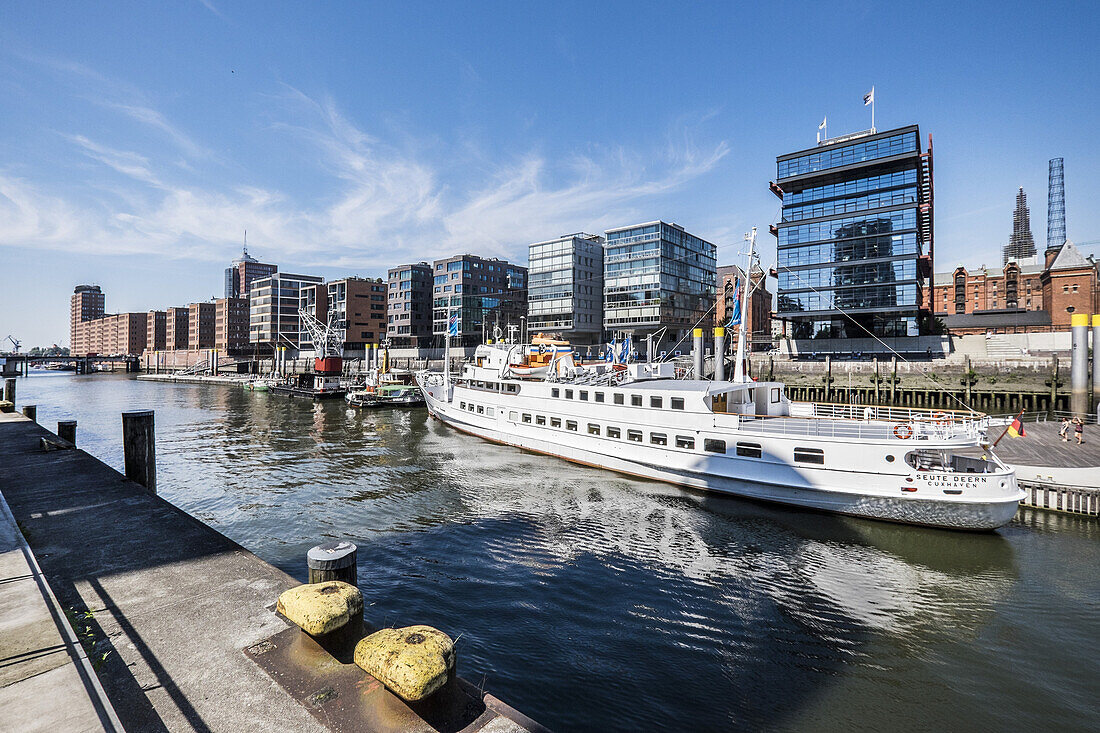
top-left (444, 305), bottom-right (452, 388)
top-left (871, 86), bottom-right (876, 132)
top-left (733, 227), bottom-right (756, 383)
top-left (992, 409), bottom-right (1025, 448)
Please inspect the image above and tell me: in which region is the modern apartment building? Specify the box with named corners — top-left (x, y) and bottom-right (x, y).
top-left (327, 277), bottom-right (387, 349)
top-left (716, 264), bottom-right (772, 350)
top-left (773, 124), bottom-right (933, 340)
top-left (224, 248), bottom-right (278, 300)
top-left (527, 233), bottom-right (605, 344)
top-left (387, 262), bottom-right (434, 348)
top-left (187, 302), bottom-right (216, 350)
top-left (70, 285), bottom-right (105, 355)
top-left (146, 311), bottom-right (167, 351)
top-left (214, 298), bottom-right (249, 352)
top-left (603, 221), bottom-right (717, 347)
top-left (249, 273), bottom-right (324, 350)
top-left (432, 255), bottom-right (527, 347)
top-left (166, 307), bottom-right (190, 350)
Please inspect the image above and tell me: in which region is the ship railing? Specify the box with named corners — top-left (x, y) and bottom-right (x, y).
top-left (801, 401), bottom-right (986, 427)
top-left (728, 409), bottom-right (985, 442)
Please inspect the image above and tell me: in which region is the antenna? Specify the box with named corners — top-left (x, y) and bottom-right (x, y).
top-left (243, 229), bottom-right (248, 256)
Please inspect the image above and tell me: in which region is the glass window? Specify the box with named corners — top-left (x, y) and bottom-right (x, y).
top-left (704, 439), bottom-right (726, 453)
top-left (650, 433), bottom-right (667, 446)
top-left (614, 393), bottom-right (624, 405)
top-left (551, 417), bottom-right (561, 428)
top-left (565, 389), bottom-right (574, 399)
top-left (588, 423), bottom-right (600, 435)
top-left (551, 388), bottom-right (560, 398)
top-left (671, 397), bottom-right (685, 410)
top-left (631, 395), bottom-right (642, 407)
top-left (522, 413), bottom-right (532, 423)
top-left (477, 405), bottom-right (484, 414)
top-left (607, 427), bottom-right (621, 438)
top-left (771, 388), bottom-right (781, 403)
top-left (595, 392), bottom-right (605, 403)
top-left (627, 430), bottom-right (643, 443)
top-left (460, 402), bottom-right (466, 409)
top-left (736, 442), bottom-right (762, 458)
top-left (794, 447), bottom-right (825, 464)
top-left (675, 435), bottom-right (695, 449)
top-left (566, 420), bottom-right (578, 431)
top-left (509, 411), bottom-right (518, 421)
top-left (580, 391), bottom-right (588, 401)
top-left (650, 396), bottom-right (663, 408)
top-left (536, 415), bottom-right (546, 425)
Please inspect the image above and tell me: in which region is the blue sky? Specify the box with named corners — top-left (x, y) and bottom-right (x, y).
top-left (1, 1), bottom-right (1097, 347)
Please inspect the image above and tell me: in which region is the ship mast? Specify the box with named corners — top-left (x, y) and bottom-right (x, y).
top-left (733, 227), bottom-right (756, 383)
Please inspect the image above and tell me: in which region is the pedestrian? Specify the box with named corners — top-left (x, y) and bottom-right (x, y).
top-left (1073, 417), bottom-right (1084, 445)
top-left (1060, 417), bottom-right (1071, 442)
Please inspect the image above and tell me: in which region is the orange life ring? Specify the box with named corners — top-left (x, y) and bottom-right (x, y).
top-left (931, 411), bottom-right (948, 426)
top-left (893, 424), bottom-right (913, 439)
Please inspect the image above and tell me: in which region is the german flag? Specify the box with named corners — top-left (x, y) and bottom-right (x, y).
top-left (1008, 415), bottom-right (1026, 438)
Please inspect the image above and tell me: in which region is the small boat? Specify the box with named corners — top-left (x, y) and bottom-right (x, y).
top-left (346, 383), bottom-right (424, 408)
top-left (244, 376), bottom-right (280, 392)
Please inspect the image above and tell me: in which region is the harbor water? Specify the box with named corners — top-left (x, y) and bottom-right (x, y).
top-left (14, 372), bottom-right (1100, 732)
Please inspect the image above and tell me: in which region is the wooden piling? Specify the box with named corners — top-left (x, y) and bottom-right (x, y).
top-left (122, 410), bottom-right (156, 493)
top-left (57, 420), bottom-right (77, 445)
top-left (21, 405), bottom-right (36, 422)
top-left (3, 378), bottom-right (14, 405)
top-left (307, 541), bottom-right (358, 585)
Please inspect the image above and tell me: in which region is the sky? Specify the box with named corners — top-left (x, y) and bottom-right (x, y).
top-left (1, 1), bottom-right (1098, 347)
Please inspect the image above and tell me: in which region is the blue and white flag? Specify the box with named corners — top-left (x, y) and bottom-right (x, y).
top-left (726, 278), bottom-right (742, 328)
top-left (448, 312), bottom-right (459, 337)
top-left (619, 335), bottom-right (631, 363)
top-left (604, 340), bottom-right (615, 363)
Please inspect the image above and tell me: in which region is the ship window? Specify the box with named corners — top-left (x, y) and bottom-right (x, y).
top-left (460, 402), bottom-right (466, 409)
top-left (477, 405), bottom-right (484, 414)
top-left (580, 390), bottom-right (589, 401)
top-left (614, 393), bottom-right (625, 405)
top-left (565, 389), bottom-right (574, 399)
top-left (704, 439), bottom-right (726, 453)
top-left (522, 413), bottom-right (532, 423)
top-left (486, 407), bottom-right (495, 417)
top-left (794, 447), bottom-right (824, 465)
top-left (551, 388), bottom-right (560, 398)
top-left (736, 442), bottom-right (762, 458)
top-left (650, 396), bottom-right (663, 408)
top-left (536, 415), bottom-right (546, 425)
top-left (631, 394), bottom-right (642, 407)
top-left (588, 423), bottom-right (600, 435)
top-left (468, 403), bottom-right (475, 411)
top-left (771, 388), bottom-right (781, 403)
top-left (671, 397), bottom-right (685, 410)
top-left (506, 384), bottom-right (519, 394)
top-left (675, 435), bottom-right (694, 449)
top-left (595, 392), bottom-right (605, 403)
top-left (607, 426), bottom-right (621, 438)
top-left (551, 417), bottom-right (562, 428)
top-left (627, 430), bottom-right (643, 442)
top-left (650, 433), bottom-right (667, 446)
top-left (566, 420), bottom-right (578, 431)
top-left (509, 411), bottom-right (518, 421)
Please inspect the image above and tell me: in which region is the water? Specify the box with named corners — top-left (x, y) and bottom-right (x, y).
top-left (14, 371), bottom-right (1100, 732)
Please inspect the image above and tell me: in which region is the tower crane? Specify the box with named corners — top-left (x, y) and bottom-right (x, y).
top-left (4, 335), bottom-right (21, 353)
top-left (297, 307), bottom-right (343, 375)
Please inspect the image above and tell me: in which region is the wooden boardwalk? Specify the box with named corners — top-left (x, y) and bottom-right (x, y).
top-left (986, 421), bottom-right (1100, 517)
top-left (989, 421), bottom-right (1100, 468)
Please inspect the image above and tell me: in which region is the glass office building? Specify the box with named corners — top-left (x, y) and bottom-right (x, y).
top-left (431, 254), bottom-right (527, 347)
top-left (774, 125), bottom-right (933, 339)
top-left (527, 233), bottom-right (605, 344)
top-left (603, 221), bottom-right (717, 346)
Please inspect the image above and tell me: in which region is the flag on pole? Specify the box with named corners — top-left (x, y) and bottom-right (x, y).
top-left (863, 87), bottom-right (875, 106)
top-left (818, 116), bottom-right (827, 130)
top-left (448, 311), bottom-right (459, 337)
top-left (726, 278), bottom-right (742, 328)
top-left (1007, 414), bottom-right (1027, 438)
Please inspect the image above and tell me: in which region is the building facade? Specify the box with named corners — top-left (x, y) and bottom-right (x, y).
top-left (773, 124), bottom-right (933, 340)
top-left (214, 298), bottom-right (249, 352)
top-left (527, 233), bottom-right (605, 344)
top-left (75, 313), bottom-right (148, 356)
top-left (70, 285), bottom-right (105, 355)
top-left (224, 248), bottom-right (278, 300)
top-left (249, 273), bottom-right (324, 349)
top-left (387, 263), bottom-right (434, 348)
top-left (327, 278), bottom-right (387, 350)
top-left (432, 255), bottom-right (527, 347)
top-left (166, 307), bottom-right (190, 350)
top-left (146, 311), bottom-right (167, 351)
top-left (603, 221), bottom-right (717, 347)
top-left (716, 264), bottom-right (772, 350)
top-left (187, 302), bottom-right (216, 350)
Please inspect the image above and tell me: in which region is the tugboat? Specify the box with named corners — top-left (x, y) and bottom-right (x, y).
top-left (345, 344), bottom-right (424, 408)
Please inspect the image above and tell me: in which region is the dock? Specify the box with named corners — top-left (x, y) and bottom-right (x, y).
top-left (988, 421), bottom-right (1100, 517)
top-left (0, 412), bottom-right (545, 732)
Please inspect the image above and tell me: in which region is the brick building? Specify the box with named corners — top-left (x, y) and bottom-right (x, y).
top-left (224, 248), bottom-right (277, 301)
top-left (75, 313), bottom-right (148, 356)
top-left (166, 307), bottom-right (190, 350)
top-left (328, 277), bottom-right (388, 349)
top-left (70, 285), bottom-right (105, 355)
top-left (214, 298), bottom-right (249, 352)
top-left (146, 311), bottom-right (167, 351)
top-left (188, 302), bottom-right (216, 350)
top-left (716, 264), bottom-right (773, 350)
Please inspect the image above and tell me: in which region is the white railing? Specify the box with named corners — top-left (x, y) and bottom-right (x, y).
top-left (726, 408), bottom-right (985, 442)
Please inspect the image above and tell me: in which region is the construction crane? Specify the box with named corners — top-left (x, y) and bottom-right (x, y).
top-left (4, 335), bottom-right (21, 353)
top-left (297, 307), bottom-right (343, 375)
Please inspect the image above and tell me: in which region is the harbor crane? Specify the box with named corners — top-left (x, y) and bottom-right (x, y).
top-left (297, 307), bottom-right (343, 375)
top-left (4, 335), bottom-right (21, 353)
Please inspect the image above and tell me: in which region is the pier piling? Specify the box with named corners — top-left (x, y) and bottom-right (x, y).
top-left (714, 327), bottom-right (726, 381)
top-left (692, 328), bottom-right (704, 378)
top-left (1071, 313), bottom-right (1089, 417)
top-left (21, 404), bottom-right (36, 422)
top-left (4, 378), bottom-right (14, 405)
top-left (122, 410), bottom-right (156, 493)
top-left (57, 420), bottom-right (77, 445)
top-left (1093, 315), bottom-right (1100, 416)
top-left (307, 540), bottom-right (358, 585)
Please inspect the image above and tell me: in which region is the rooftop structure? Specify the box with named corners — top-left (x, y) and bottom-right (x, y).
top-left (1004, 187), bottom-right (1037, 265)
top-left (1047, 158), bottom-right (1066, 252)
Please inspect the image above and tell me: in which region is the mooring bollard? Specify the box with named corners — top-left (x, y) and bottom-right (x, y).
top-left (21, 404), bottom-right (36, 422)
top-left (58, 420), bottom-right (77, 445)
top-left (122, 410), bottom-right (156, 493)
top-left (3, 378), bottom-right (14, 405)
top-left (307, 541), bottom-right (358, 585)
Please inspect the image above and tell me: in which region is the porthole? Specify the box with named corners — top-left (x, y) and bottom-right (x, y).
top-left (886, 455), bottom-right (895, 463)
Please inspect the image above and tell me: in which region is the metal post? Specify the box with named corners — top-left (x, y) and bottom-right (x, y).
top-left (825, 355), bottom-right (833, 403)
top-left (58, 420), bottom-right (77, 445)
top-left (1071, 313), bottom-right (1089, 417)
top-left (22, 405), bottom-right (36, 422)
top-left (122, 410), bottom-right (156, 493)
top-left (692, 328), bottom-right (703, 378)
top-left (307, 541), bottom-right (358, 585)
top-left (714, 327), bottom-right (726, 382)
top-left (4, 378), bottom-right (14, 404)
top-left (1092, 315), bottom-right (1100, 417)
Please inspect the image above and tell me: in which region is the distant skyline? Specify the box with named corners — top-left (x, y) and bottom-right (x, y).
top-left (2, 1), bottom-right (1098, 346)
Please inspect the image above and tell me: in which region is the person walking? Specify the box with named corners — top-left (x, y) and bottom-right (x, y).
top-left (1060, 417), bottom-right (1071, 442)
top-left (1073, 417), bottom-right (1084, 445)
